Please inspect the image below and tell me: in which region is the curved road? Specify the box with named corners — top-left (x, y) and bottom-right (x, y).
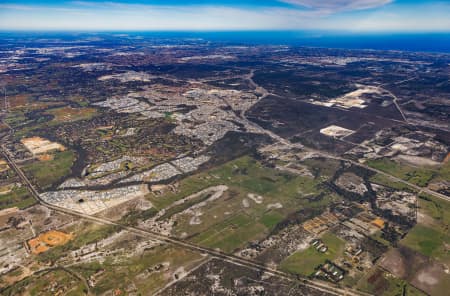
top-left (0, 144), bottom-right (369, 296)
top-left (2, 69), bottom-right (448, 295)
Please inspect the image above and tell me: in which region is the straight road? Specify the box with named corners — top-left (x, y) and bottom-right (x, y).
top-left (0, 145), bottom-right (369, 296)
top-left (1, 69), bottom-right (444, 296)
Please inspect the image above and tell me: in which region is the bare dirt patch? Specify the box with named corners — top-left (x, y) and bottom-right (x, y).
top-left (21, 137), bottom-right (65, 155)
top-left (379, 248), bottom-right (408, 278)
top-left (320, 125), bottom-right (355, 138)
top-left (247, 193), bottom-right (263, 204)
top-left (0, 207), bottom-right (19, 225)
top-left (411, 262), bottom-right (449, 295)
top-left (9, 94), bottom-right (30, 108)
top-left (335, 172), bottom-right (368, 195)
top-left (0, 158), bottom-right (9, 172)
top-left (395, 154), bottom-right (441, 168)
top-left (380, 246), bottom-right (449, 295)
top-left (46, 106), bottom-right (97, 123)
top-left (28, 230), bottom-right (73, 254)
top-left (36, 154), bottom-right (54, 161)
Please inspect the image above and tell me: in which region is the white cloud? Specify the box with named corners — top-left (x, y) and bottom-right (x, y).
top-left (0, 1), bottom-right (449, 32)
top-left (280, 0), bottom-right (393, 12)
top-left (0, 4), bottom-right (36, 11)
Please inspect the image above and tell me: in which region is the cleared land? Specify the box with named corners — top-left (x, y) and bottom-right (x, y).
top-left (0, 186), bottom-right (35, 210)
top-left (366, 158), bottom-right (436, 187)
top-left (46, 106), bottom-right (97, 123)
top-left (21, 150), bottom-right (75, 189)
top-left (280, 232), bottom-right (346, 276)
top-left (402, 193), bottom-right (450, 263)
top-left (74, 245), bottom-right (204, 295)
top-left (1, 268), bottom-right (87, 296)
top-left (320, 125), bottom-right (354, 138)
top-left (0, 158), bottom-right (9, 172)
top-left (21, 137), bottom-right (65, 155)
top-left (28, 230), bottom-right (73, 254)
top-left (357, 267), bottom-right (426, 296)
top-left (147, 156), bottom-right (336, 253)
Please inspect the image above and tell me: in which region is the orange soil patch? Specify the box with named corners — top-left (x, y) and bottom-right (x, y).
top-left (68, 95), bottom-right (86, 102)
top-left (141, 148), bottom-right (176, 158)
top-left (28, 230), bottom-right (73, 254)
top-left (9, 94), bottom-right (30, 108)
top-left (0, 158), bottom-right (9, 172)
top-left (47, 106), bottom-right (97, 123)
top-left (0, 207), bottom-right (19, 225)
top-left (444, 153), bottom-right (450, 164)
top-left (0, 123), bottom-right (9, 131)
top-left (0, 265), bottom-right (34, 288)
top-left (3, 94), bottom-right (60, 111)
top-left (371, 218), bottom-right (385, 229)
top-left (302, 212), bottom-right (339, 234)
top-left (26, 102), bottom-right (63, 111)
top-left (37, 154), bottom-right (54, 161)
top-left (0, 184), bottom-right (15, 195)
top-left (21, 137), bottom-right (65, 155)
top-left (0, 207), bottom-right (19, 216)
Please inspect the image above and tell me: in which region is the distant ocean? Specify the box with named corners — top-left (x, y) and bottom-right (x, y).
top-left (2, 31), bottom-right (450, 53)
top-left (134, 31), bottom-right (450, 53)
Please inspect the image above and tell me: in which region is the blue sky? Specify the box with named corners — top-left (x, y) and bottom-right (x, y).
top-left (0, 1), bottom-right (449, 31)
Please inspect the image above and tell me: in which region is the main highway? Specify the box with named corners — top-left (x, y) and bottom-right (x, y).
top-left (0, 144), bottom-right (370, 296)
top-left (2, 71), bottom-right (448, 295)
top-left (3, 69), bottom-right (448, 295)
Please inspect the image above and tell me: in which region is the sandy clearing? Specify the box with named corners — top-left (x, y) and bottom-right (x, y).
top-left (247, 193), bottom-right (263, 204)
top-left (267, 203), bottom-right (283, 210)
top-left (21, 137), bottom-right (65, 155)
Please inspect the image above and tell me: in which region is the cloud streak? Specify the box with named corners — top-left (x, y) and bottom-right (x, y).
top-left (279, 0), bottom-right (392, 12)
top-left (0, 1), bottom-right (449, 32)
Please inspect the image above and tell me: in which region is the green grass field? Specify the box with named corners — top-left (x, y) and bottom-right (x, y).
top-left (400, 193), bottom-right (450, 262)
top-left (190, 212), bottom-right (268, 253)
top-left (429, 160), bottom-right (450, 185)
top-left (2, 268), bottom-right (87, 296)
top-left (301, 157), bottom-right (342, 179)
top-left (149, 156), bottom-right (325, 210)
top-left (366, 158), bottom-right (435, 187)
top-left (71, 245), bottom-right (203, 295)
top-left (369, 173), bottom-right (417, 192)
top-left (401, 224), bottom-right (450, 261)
top-left (21, 150), bottom-right (75, 189)
top-left (38, 222), bottom-right (121, 263)
top-left (45, 106), bottom-right (97, 123)
top-left (418, 193), bottom-right (450, 231)
top-left (382, 277), bottom-right (426, 296)
top-left (357, 267), bottom-right (426, 296)
top-left (152, 156), bottom-right (338, 253)
top-left (0, 186), bottom-right (36, 210)
top-left (280, 232), bottom-right (345, 276)
top-left (260, 211), bottom-right (285, 229)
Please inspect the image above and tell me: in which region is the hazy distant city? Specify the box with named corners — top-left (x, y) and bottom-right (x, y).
top-left (0, 1), bottom-right (450, 296)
